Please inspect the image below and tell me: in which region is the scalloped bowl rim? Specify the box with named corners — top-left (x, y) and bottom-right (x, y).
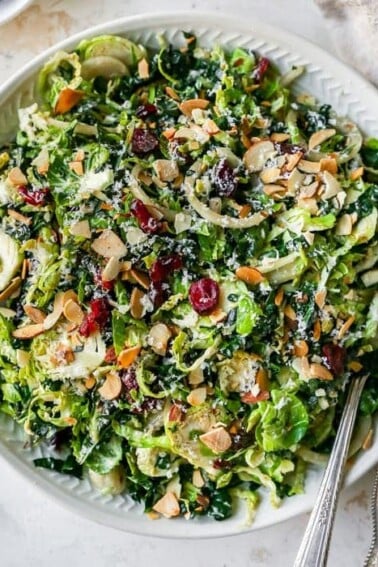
top-left (0, 11), bottom-right (377, 539)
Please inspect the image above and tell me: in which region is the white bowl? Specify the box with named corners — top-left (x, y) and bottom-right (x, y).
top-left (0, 0), bottom-right (32, 27)
top-left (0, 12), bottom-right (377, 538)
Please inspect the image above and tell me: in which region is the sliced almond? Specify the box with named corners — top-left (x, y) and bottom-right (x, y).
top-left (84, 376), bottom-right (96, 390)
top-left (256, 367), bottom-right (269, 391)
top-left (335, 214), bottom-right (353, 236)
top-left (239, 204), bottom-right (252, 219)
top-left (63, 299), bottom-right (84, 325)
top-left (235, 266), bottom-right (264, 285)
top-left (165, 86), bottom-right (180, 101)
top-left (174, 125), bottom-right (209, 144)
top-left (313, 319), bottom-right (321, 341)
top-left (7, 209), bottom-right (32, 225)
top-left (188, 367), bottom-right (204, 386)
top-left (260, 167), bottom-right (281, 184)
top-left (55, 88), bottom-right (84, 114)
top-left (297, 197), bottom-right (319, 215)
top-left (202, 118), bottom-right (220, 135)
top-left (350, 166), bottom-right (364, 181)
top-left (284, 305), bottom-right (296, 321)
top-left (69, 220), bottom-right (91, 239)
top-left (102, 256), bottom-right (121, 282)
top-left (243, 140), bottom-right (275, 172)
top-left (118, 345), bottom-right (141, 368)
top-left (270, 132), bottom-right (290, 142)
top-left (315, 289), bottom-right (327, 310)
top-left (308, 128), bottom-right (336, 151)
top-left (130, 287), bottom-right (145, 319)
top-left (62, 289), bottom-right (78, 306)
top-left (148, 323), bottom-right (172, 356)
top-left (298, 182), bottom-right (318, 199)
top-left (320, 157), bottom-right (338, 174)
top-left (162, 127), bottom-right (176, 139)
top-left (126, 269), bottom-right (148, 290)
top-left (91, 229), bottom-right (127, 258)
top-left (348, 360), bottom-right (363, 373)
top-left (297, 159), bottom-right (321, 174)
top-left (152, 492), bottom-right (180, 518)
top-left (294, 340), bottom-right (309, 357)
top-left (153, 159), bottom-right (179, 182)
top-left (321, 170), bottom-right (341, 200)
top-left (209, 308), bottom-right (227, 324)
top-left (0, 277), bottom-right (22, 302)
top-left (138, 58), bottom-right (149, 79)
top-left (21, 259), bottom-right (29, 280)
top-left (192, 470), bottom-right (205, 488)
top-left (263, 183), bottom-right (287, 197)
top-left (98, 371), bottom-right (122, 401)
top-left (285, 153), bottom-right (302, 172)
top-left (179, 98), bottom-right (209, 116)
top-left (7, 167), bottom-right (27, 186)
top-left (12, 323), bottom-right (45, 339)
top-left (199, 426), bottom-right (232, 454)
top-left (31, 147), bottom-right (49, 174)
top-left (69, 161), bottom-right (84, 176)
top-left (187, 386), bottom-right (207, 407)
top-left (274, 288), bottom-right (284, 307)
top-left (309, 363), bottom-right (333, 381)
top-left (43, 292), bottom-right (64, 330)
top-left (338, 315), bottom-right (355, 339)
top-left (23, 304), bottom-right (46, 324)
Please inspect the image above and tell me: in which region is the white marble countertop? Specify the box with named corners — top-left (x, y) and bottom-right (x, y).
top-left (0, 1), bottom-right (375, 566)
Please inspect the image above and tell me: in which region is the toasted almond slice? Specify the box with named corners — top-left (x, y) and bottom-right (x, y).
top-left (192, 470), bottom-right (205, 488)
top-left (0, 277), bottom-right (22, 302)
top-left (119, 260), bottom-right (132, 273)
top-left (153, 492), bottom-right (180, 518)
top-left (21, 258), bottom-right (29, 280)
top-left (294, 340), bottom-right (309, 357)
top-left (320, 157), bottom-right (338, 174)
top-left (260, 167), bottom-right (281, 184)
top-left (91, 229), bottom-right (127, 258)
top-left (308, 128), bottom-right (336, 151)
top-left (0, 307), bottom-right (16, 318)
top-left (297, 197), bottom-right (319, 215)
top-left (146, 511), bottom-right (160, 520)
top-left (348, 361), bottom-right (363, 373)
top-left (7, 209), bottom-right (32, 225)
top-left (338, 315), bottom-right (355, 339)
top-left (165, 86), bottom-right (180, 101)
top-left (335, 214), bottom-right (353, 236)
top-left (297, 159), bottom-right (321, 174)
top-left (138, 58), bottom-right (149, 79)
top-left (188, 367), bottom-right (204, 386)
top-left (263, 183), bottom-right (287, 197)
top-left (62, 289), bottom-right (78, 306)
top-left (69, 161), bottom-right (84, 176)
top-left (187, 386), bottom-right (207, 407)
top-left (235, 266), bottom-right (264, 285)
top-left (153, 159), bottom-right (179, 182)
top-left (174, 125), bottom-right (209, 143)
top-left (199, 426), bottom-right (232, 454)
top-left (350, 166), bottom-right (364, 181)
top-left (202, 118), bottom-right (220, 135)
top-left (74, 149), bottom-right (85, 161)
top-left (102, 256), bottom-right (121, 282)
top-left (256, 367), bottom-right (270, 391)
top-left (23, 304), bottom-right (46, 324)
top-left (209, 308), bottom-right (227, 324)
top-left (284, 305), bottom-right (296, 321)
top-left (55, 88), bottom-right (84, 114)
top-left (292, 356), bottom-right (311, 378)
top-left (69, 220), bottom-right (91, 239)
top-left (162, 127), bottom-right (176, 140)
top-left (130, 287), bottom-right (145, 319)
top-left (270, 132), bottom-right (290, 142)
top-left (309, 363), bottom-right (333, 381)
top-left (118, 345), bottom-right (141, 368)
top-left (12, 323), bottom-right (45, 339)
top-left (313, 319), bottom-right (321, 341)
top-left (285, 153), bottom-right (302, 172)
top-left (148, 323), bottom-right (172, 356)
top-left (298, 182), bottom-right (318, 198)
top-left (315, 289), bottom-right (327, 310)
top-left (98, 371), bottom-right (122, 401)
top-left (272, 289), bottom-right (283, 308)
top-left (7, 167), bottom-right (27, 186)
top-left (239, 204), bottom-right (252, 219)
top-left (179, 98), bottom-right (209, 116)
top-left (63, 299), bottom-right (84, 325)
top-left (84, 376), bottom-right (96, 390)
top-left (321, 170), bottom-right (341, 199)
top-left (43, 292), bottom-right (64, 330)
top-left (243, 140), bottom-right (275, 172)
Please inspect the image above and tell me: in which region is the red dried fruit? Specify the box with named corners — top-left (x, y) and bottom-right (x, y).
top-left (94, 270), bottom-right (114, 292)
top-left (274, 142), bottom-right (304, 155)
top-left (148, 281), bottom-right (167, 308)
top-left (120, 367), bottom-right (139, 393)
top-left (212, 158), bottom-right (238, 197)
top-left (136, 104), bottom-right (158, 119)
top-left (79, 314), bottom-right (98, 337)
top-left (322, 343), bottom-right (346, 376)
top-left (254, 57), bottom-right (270, 82)
top-left (130, 199), bottom-right (161, 234)
top-left (150, 254), bottom-right (183, 284)
top-left (213, 458), bottom-right (232, 470)
top-left (241, 390), bottom-right (270, 404)
top-left (79, 297), bottom-right (110, 337)
top-left (18, 185), bottom-right (49, 206)
top-left (189, 278), bottom-right (219, 314)
top-left (131, 127), bottom-right (159, 154)
top-left (104, 346), bottom-right (117, 363)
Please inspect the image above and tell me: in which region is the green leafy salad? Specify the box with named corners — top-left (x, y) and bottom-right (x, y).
top-left (0, 33), bottom-right (377, 523)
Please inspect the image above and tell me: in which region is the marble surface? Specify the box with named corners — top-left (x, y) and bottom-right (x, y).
top-left (0, 1), bottom-right (375, 566)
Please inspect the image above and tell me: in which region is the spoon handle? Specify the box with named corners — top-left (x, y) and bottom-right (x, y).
top-left (294, 374), bottom-right (368, 567)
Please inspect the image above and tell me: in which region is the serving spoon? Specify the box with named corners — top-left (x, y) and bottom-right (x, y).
top-left (293, 373), bottom-right (369, 567)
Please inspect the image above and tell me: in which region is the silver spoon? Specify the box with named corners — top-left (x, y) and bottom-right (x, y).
top-left (364, 466), bottom-right (378, 567)
top-left (293, 373), bottom-right (369, 567)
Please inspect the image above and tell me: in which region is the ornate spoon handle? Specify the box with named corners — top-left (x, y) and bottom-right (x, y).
top-left (294, 374), bottom-right (369, 567)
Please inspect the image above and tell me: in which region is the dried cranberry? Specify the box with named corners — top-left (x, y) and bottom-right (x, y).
top-left (322, 343), bottom-right (347, 376)
top-left (213, 458), bottom-right (232, 470)
top-left (136, 104), bottom-right (158, 120)
top-left (148, 281), bottom-right (167, 308)
top-left (274, 142), bottom-right (304, 155)
top-left (131, 127), bottom-right (159, 154)
top-left (130, 199), bottom-right (161, 234)
top-left (104, 346), bottom-right (117, 363)
top-left (79, 297), bottom-right (110, 337)
top-left (150, 254), bottom-right (183, 284)
top-left (18, 185), bottom-right (49, 206)
top-left (189, 278), bottom-right (219, 314)
top-left (94, 270), bottom-right (114, 292)
top-left (121, 368), bottom-right (139, 393)
top-left (212, 159), bottom-right (238, 197)
top-left (254, 57), bottom-right (270, 82)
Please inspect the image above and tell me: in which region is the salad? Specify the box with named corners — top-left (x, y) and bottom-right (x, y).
top-left (0, 33), bottom-right (377, 523)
